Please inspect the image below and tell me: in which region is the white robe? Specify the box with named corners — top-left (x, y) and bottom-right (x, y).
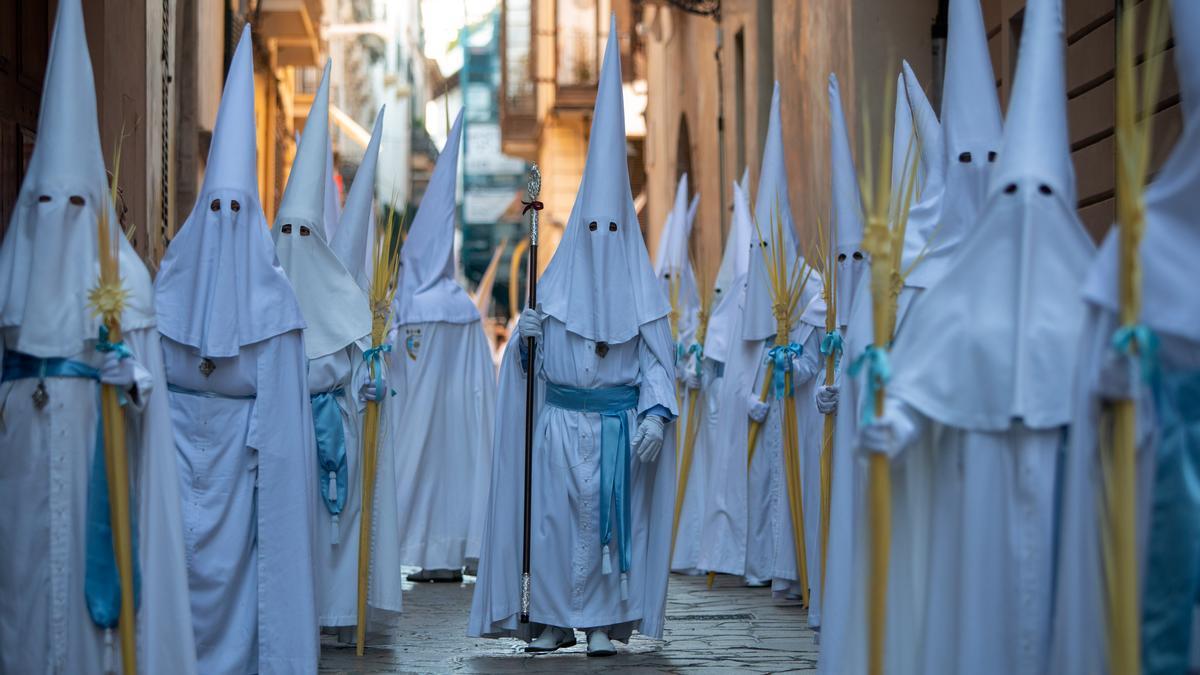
top-left (670, 356), bottom-right (717, 573)
top-left (819, 283), bottom-right (923, 675)
top-left (390, 320), bottom-right (495, 568)
top-left (694, 308), bottom-right (760, 577)
top-left (744, 324), bottom-right (821, 597)
top-left (310, 346), bottom-right (404, 628)
top-left (820, 281), bottom-right (1061, 674)
top-left (1049, 306), bottom-right (1200, 674)
top-left (469, 316), bottom-right (678, 640)
top-left (0, 327), bottom-right (197, 675)
top-left (163, 332), bottom-right (319, 674)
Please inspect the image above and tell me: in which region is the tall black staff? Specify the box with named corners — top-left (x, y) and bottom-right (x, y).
top-left (520, 164), bottom-right (542, 624)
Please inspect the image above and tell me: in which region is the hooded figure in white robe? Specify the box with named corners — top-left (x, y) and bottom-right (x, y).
top-left (657, 174), bottom-right (706, 573)
top-left (804, 71), bottom-right (868, 630)
top-left (390, 110), bottom-right (497, 578)
top-left (273, 65), bottom-right (396, 637)
top-left (734, 82), bottom-right (824, 599)
top-left (154, 27), bottom-right (320, 674)
top-left (1051, 1), bottom-right (1200, 672)
top-left (818, 62), bottom-right (947, 675)
top-left (327, 105), bottom-right (407, 626)
top-left (469, 17), bottom-right (678, 656)
top-left (860, 1), bottom-right (1095, 673)
top-left (0, 1), bottom-right (196, 671)
top-left (692, 170), bottom-right (757, 578)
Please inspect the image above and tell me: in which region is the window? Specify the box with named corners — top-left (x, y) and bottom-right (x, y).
top-left (556, 0), bottom-right (611, 87)
top-left (504, 0), bottom-right (534, 115)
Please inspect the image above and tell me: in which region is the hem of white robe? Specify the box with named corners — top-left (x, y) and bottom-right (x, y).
top-left (320, 603), bottom-right (404, 628)
top-left (472, 612), bottom-right (651, 643)
top-left (399, 538), bottom-right (477, 569)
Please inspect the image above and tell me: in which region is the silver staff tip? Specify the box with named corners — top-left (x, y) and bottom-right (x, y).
top-left (527, 165), bottom-right (542, 198)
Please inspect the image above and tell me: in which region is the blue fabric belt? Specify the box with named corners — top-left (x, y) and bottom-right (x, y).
top-left (312, 388), bottom-right (348, 544)
top-left (2, 350), bottom-right (141, 631)
top-left (545, 382), bottom-right (639, 591)
top-left (166, 383), bottom-right (256, 400)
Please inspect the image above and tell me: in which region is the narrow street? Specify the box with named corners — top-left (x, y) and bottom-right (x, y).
top-left (321, 571), bottom-right (819, 673)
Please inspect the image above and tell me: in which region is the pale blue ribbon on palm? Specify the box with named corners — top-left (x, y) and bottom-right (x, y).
top-left (363, 344), bottom-right (392, 395)
top-left (675, 342), bottom-right (685, 365)
top-left (312, 388), bottom-right (347, 543)
top-left (687, 343), bottom-right (704, 379)
top-left (820, 330), bottom-right (844, 374)
top-left (545, 382), bottom-right (639, 599)
top-left (1113, 323), bottom-right (1160, 388)
top-left (766, 343), bottom-right (803, 399)
top-left (848, 345), bottom-right (891, 425)
top-left (1, 348), bottom-right (141, 632)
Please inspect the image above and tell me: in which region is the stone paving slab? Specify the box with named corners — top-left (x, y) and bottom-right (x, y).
top-left (320, 571), bottom-right (818, 674)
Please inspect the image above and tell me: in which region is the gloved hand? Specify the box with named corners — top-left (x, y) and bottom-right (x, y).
top-left (359, 378), bottom-right (387, 402)
top-left (746, 394), bottom-right (769, 423)
top-left (683, 369), bottom-right (701, 391)
top-left (517, 308), bottom-right (543, 342)
top-left (99, 352), bottom-right (138, 389)
top-left (632, 415), bottom-right (666, 463)
top-left (1097, 348), bottom-right (1139, 401)
top-left (815, 385), bottom-right (839, 415)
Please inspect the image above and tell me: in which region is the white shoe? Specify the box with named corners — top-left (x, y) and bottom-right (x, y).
top-left (525, 626), bottom-right (576, 653)
top-left (586, 630), bottom-right (617, 657)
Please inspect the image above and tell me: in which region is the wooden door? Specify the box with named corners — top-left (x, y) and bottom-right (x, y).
top-left (0, 0), bottom-right (51, 236)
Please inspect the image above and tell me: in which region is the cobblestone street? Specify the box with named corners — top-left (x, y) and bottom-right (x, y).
top-left (320, 571), bottom-right (819, 673)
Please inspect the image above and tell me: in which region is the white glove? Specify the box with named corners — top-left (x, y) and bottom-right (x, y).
top-left (815, 385), bottom-right (839, 415)
top-left (99, 352), bottom-right (138, 389)
top-left (1097, 348), bottom-right (1139, 401)
top-left (859, 419), bottom-right (896, 456)
top-left (746, 394), bottom-right (769, 423)
top-left (517, 308), bottom-right (543, 342)
top-left (632, 415), bottom-right (666, 463)
top-left (683, 369), bottom-right (701, 391)
top-left (359, 378), bottom-right (387, 402)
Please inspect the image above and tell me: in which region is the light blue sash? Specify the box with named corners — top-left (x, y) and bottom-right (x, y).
top-left (545, 382), bottom-right (639, 594)
top-left (166, 383), bottom-right (256, 400)
top-left (2, 350), bottom-right (141, 631)
top-left (1141, 359), bottom-right (1200, 675)
top-left (312, 388), bottom-right (348, 543)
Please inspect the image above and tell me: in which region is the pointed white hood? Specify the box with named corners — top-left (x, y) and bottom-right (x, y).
top-left (273, 59), bottom-right (371, 359)
top-left (332, 106), bottom-right (385, 290)
top-left (536, 16), bottom-right (669, 343)
top-left (705, 176), bottom-right (756, 364)
top-left (323, 137), bottom-right (342, 242)
top-left (654, 173), bottom-right (689, 275)
top-left (155, 28), bottom-right (305, 358)
top-left (396, 109), bottom-right (479, 326)
top-left (904, 0), bottom-right (1003, 289)
top-left (0, 0), bottom-right (155, 357)
top-left (1084, 0), bottom-right (1200, 342)
top-left (829, 73), bottom-right (866, 325)
top-left (889, 0), bottom-right (1094, 431)
top-left (898, 61), bottom-right (947, 279)
top-left (742, 82), bottom-right (819, 341)
top-left (655, 173), bottom-right (700, 342)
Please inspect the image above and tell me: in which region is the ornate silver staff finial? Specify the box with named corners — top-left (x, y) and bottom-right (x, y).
top-left (526, 164), bottom-right (542, 245)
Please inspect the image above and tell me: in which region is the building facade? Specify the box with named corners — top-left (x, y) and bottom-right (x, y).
top-left (499, 0), bottom-right (1181, 281)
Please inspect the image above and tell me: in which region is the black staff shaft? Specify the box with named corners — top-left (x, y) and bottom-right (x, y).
top-left (520, 240), bottom-right (538, 624)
